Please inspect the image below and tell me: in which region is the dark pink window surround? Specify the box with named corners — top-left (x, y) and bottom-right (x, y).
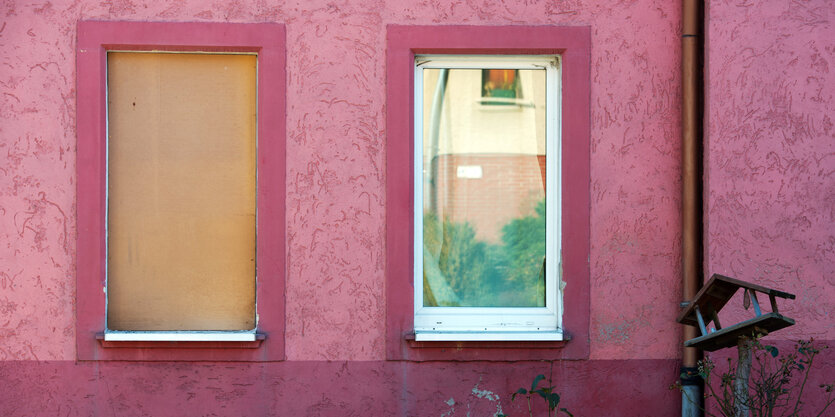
top-left (385, 25), bottom-right (591, 361)
top-left (76, 21), bottom-right (286, 361)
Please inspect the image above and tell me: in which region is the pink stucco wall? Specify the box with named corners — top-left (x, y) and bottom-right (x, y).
top-left (704, 2), bottom-right (835, 413)
top-left (2, 0), bottom-right (829, 414)
top-left (705, 0), bottom-right (834, 341)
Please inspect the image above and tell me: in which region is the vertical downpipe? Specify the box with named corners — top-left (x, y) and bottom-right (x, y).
top-left (681, 0), bottom-right (704, 416)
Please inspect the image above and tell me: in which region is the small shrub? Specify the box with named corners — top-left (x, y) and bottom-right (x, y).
top-left (674, 337), bottom-right (835, 417)
top-left (502, 373), bottom-right (572, 417)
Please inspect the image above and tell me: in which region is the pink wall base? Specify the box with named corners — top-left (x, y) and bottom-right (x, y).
top-left (0, 359), bottom-right (682, 416)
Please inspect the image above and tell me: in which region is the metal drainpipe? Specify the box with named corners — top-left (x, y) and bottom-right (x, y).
top-left (681, 0), bottom-right (704, 416)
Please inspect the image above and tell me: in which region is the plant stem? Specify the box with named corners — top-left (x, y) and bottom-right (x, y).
top-left (792, 352), bottom-right (814, 416)
top-left (735, 338), bottom-right (752, 417)
top-left (549, 362), bottom-right (554, 417)
top-left (813, 394), bottom-right (835, 417)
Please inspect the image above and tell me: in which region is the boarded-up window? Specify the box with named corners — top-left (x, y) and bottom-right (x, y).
top-left (106, 52), bottom-right (257, 331)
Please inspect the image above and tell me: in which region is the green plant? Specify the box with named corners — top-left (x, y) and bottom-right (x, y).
top-left (504, 373), bottom-right (572, 417)
top-left (675, 337), bottom-right (835, 417)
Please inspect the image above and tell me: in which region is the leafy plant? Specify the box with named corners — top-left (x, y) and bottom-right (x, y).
top-left (675, 337), bottom-right (835, 417)
top-left (504, 373), bottom-right (572, 417)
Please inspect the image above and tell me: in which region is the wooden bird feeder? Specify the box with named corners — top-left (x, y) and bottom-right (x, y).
top-left (677, 274), bottom-right (796, 352)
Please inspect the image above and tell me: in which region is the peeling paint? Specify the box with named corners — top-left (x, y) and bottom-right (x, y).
top-left (471, 381), bottom-right (504, 417)
top-left (471, 384), bottom-right (499, 402)
top-left (598, 320), bottom-right (635, 344)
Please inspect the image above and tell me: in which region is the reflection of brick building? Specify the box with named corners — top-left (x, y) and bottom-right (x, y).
top-left (431, 153), bottom-right (545, 243)
top-left (423, 68), bottom-right (547, 244)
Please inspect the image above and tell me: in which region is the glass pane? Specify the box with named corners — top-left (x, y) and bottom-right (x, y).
top-left (422, 68), bottom-right (547, 307)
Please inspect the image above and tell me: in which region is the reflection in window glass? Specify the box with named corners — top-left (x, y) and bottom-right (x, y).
top-left (422, 68), bottom-right (547, 308)
top-left (481, 69), bottom-right (519, 104)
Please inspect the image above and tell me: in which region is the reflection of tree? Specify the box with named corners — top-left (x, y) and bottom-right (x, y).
top-left (500, 200), bottom-right (546, 307)
top-left (423, 212), bottom-right (498, 306)
top-left (423, 199), bottom-right (546, 307)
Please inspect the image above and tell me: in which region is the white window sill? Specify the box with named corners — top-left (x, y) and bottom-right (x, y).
top-left (103, 331), bottom-right (257, 342)
top-left (414, 330), bottom-right (564, 342)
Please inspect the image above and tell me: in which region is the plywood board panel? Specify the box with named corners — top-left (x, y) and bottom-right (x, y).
top-left (107, 52), bottom-right (257, 330)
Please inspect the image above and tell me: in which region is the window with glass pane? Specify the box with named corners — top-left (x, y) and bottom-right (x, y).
top-left (414, 55), bottom-right (562, 341)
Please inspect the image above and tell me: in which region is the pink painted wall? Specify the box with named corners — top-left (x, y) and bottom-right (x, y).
top-left (1, 0), bottom-right (824, 415)
top-left (705, 0), bottom-right (834, 341)
top-left (704, 2), bottom-right (835, 413)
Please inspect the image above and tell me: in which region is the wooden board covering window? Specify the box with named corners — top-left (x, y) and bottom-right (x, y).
top-left (106, 52), bottom-right (257, 331)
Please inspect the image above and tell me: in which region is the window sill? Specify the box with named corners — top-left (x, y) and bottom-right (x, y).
top-left (414, 330), bottom-right (564, 342)
top-left (103, 331), bottom-right (259, 342)
top-left (405, 331), bottom-right (569, 351)
top-left (96, 332), bottom-right (265, 349)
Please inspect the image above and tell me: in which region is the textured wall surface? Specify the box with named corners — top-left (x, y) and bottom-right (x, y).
top-left (702, 4), bottom-right (835, 413)
top-left (0, 360), bottom-right (681, 416)
top-left (0, 0), bottom-right (683, 363)
top-left (706, 0), bottom-right (834, 340)
top-left (2, 0), bottom-right (690, 414)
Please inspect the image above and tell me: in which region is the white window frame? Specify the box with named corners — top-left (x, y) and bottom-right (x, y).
top-left (413, 55), bottom-right (563, 341)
